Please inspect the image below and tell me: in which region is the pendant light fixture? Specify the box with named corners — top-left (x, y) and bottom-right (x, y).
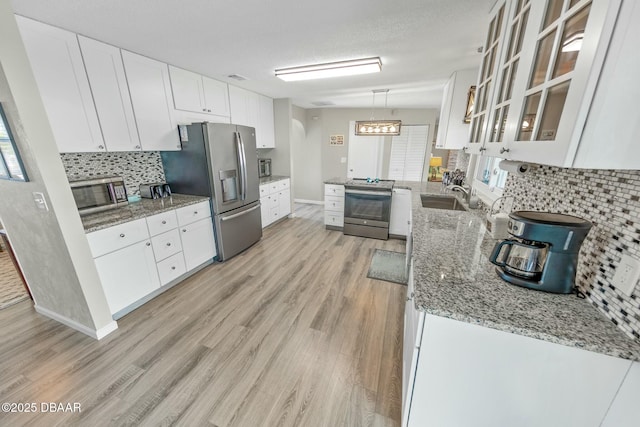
top-left (355, 89), bottom-right (402, 136)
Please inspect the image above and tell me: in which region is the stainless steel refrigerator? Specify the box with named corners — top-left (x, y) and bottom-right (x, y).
top-left (161, 123), bottom-right (262, 261)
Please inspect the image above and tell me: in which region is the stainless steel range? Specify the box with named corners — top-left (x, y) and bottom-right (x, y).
top-left (343, 178), bottom-right (394, 240)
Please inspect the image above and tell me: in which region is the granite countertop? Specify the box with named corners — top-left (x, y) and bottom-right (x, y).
top-left (324, 177), bottom-right (346, 185)
top-left (260, 175), bottom-right (290, 184)
top-left (402, 180), bottom-right (640, 361)
top-left (81, 194), bottom-right (209, 233)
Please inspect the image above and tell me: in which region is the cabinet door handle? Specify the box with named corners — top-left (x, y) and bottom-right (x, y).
top-left (202, 108), bottom-right (207, 112)
top-left (146, 242), bottom-right (151, 246)
top-left (194, 211), bottom-right (198, 215)
top-left (171, 266), bottom-right (176, 270)
top-left (207, 109), bottom-right (211, 113)
top-left (500, 147), bottom-right (510, 154)
top-left (119, 233), bottom-right (125, 238)
top-left (182, 229), bottom-right (187, 232)
top-left (135, 145), bottom-right (141, 149)
top-left (166, 242), bottom-right (171, 246)
top-left (161, 220), bottom-right (166, 224)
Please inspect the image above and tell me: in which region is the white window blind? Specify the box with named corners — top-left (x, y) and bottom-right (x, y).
top-left (388, 125), bottom-right (429, 181)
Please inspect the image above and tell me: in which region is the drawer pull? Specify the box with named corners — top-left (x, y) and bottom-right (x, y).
top-left (120, 233), bottom-right (125, 238)
top-left (171, 266), bottom-right (176, 270)
top-left (146, 242), bottom-right (151, 246)
top-left (166, 242), bottom-right (171, 246)
top-left (182, 229), bottom-right (187, 232)
top-left (162, 220), bottom-right (166, 224)
top-left (194, 211), bottom-right (198, 215)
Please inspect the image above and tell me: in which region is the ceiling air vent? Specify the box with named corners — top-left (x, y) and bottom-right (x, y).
top-left (311, 101), bottom-right (335, 107)
top-left (227, 74), bottom-right (248, 81)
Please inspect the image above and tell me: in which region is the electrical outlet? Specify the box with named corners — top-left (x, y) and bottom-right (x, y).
top-left (612, 254), bottom-right (640, 296)
top-left (32, 192), bottom-right (48, 211)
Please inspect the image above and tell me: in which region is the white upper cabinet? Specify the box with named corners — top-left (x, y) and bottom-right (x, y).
top-left (229, 86), bottom-right (275, 148)
top-left (467, 0), bottom-right (510, 156)
top-left (78, 36), bottom-right (141, 152)
top-left (16, 16), bottom-right (105, 153)
top-left (202, 76), bottom-right (230, 117)
top-left (436, 68), bottom-right (478, 150)
top-left (257, 94), bottom-right (275, 148)
top-left (169, 66), bottom-right (230, 118)
top-left (121, 51), bottom-right (179, 151)
top-left (467, 0), bottom-right (625, 168)
top-left (229, 85), bottom-right (256, 127)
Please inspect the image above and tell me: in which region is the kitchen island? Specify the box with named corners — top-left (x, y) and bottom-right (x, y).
top-left (399, 181), bottom-right (640, 427)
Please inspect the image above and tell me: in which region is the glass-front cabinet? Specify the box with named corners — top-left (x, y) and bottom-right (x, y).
top-left (467, 0), bottom-right (622, 167)
top-left (467, 0), bottom-right (509, 155)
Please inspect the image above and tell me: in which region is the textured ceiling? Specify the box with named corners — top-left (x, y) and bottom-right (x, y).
top-left (11, 0), bottom-right (493, 109)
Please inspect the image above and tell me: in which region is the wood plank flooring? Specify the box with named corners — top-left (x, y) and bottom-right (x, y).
top-left (0, 203), bottom-right (406, 426)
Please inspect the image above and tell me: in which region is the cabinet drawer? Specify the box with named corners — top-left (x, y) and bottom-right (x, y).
top-left (146, 210), bottom-right (178, 237)
top-left (269, 206), bottom-right (280, 222)
top-left (277, 179), bottom-right (290, 191)
top-left (156, 251), bottom-right (187, 286)
top-left (176, 200), bottom-right (211, 226)
top-left (325, 184), bottom-right (345, 197)
top-left (151, 228), bottom-right (183, 262)
top-left (87, 218), bottom-right (149, 258)
top-left (264, 194), bottom-right (279, 208)
top-left (324, 195), bottom-right (344, 212)
top-left (269, 182), bottom-right (279, 194)
top-left (324, 212), bottom-right (344, 227)
top-left (259, 184), bottom-right (269, 197)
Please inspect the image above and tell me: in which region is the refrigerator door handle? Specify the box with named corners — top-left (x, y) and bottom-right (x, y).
top-left (220, 204), bottom-right (261, 221)
top-left (234, 131), bottom-right (246, 201)
top-left (237, 131), bottom-right (248, 201)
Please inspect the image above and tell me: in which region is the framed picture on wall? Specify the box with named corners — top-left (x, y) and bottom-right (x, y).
top-left (463, 85), bottom-right (476, 124)
top-left (0, 103), bottom-right (28, 182)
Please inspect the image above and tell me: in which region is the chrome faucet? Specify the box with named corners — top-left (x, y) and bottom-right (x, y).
top-left (445, 184), bottom-right (469, 195)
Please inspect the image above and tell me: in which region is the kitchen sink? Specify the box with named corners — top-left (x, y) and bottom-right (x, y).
top-left (420, 194), bottom-right (468, 211)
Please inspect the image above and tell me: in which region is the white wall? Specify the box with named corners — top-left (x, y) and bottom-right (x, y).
top-left (0, 3), bottom-right (114, 337)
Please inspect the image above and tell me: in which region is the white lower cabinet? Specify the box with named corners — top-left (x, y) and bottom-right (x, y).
top-left (259, 178), bottom-right (291, 228)
top-left (180, 217), bottom-right (216, 271)
top-left (601, 362), bottom-right (640, 426)
top-left (404, 312), bottom-right (632, 427)
top-left (87, 201), bottom-right (216, 317)
top-left (93, 239), bottom-right (160, 314)
top-left (156, 252), bottom-right (187, 286)
top-left (324, 184), bottom-right (345, 229)
top-left (390, 188), bottom-right (411, 237)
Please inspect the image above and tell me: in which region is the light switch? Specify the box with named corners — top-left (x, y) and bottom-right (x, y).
top-left (33, 192), bottom-right (48, 211)
top-left (612, 254), bottom-right (640, 296)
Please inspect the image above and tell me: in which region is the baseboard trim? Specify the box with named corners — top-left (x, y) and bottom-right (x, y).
top-left (294, 199), bottom-right (324, 205)
top-left (35, 305), bottom-right (118, 340)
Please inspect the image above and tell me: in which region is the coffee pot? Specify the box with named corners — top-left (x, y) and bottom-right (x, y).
top-left (490, 211), bottom-right (592, 294)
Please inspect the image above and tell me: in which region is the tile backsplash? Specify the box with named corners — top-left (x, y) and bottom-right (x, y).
top-left (502, 165), bottom-right (640, 341)
top-left (60, 152), bottom-right (166, 196)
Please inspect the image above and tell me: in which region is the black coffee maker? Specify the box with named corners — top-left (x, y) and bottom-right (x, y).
top-left (490, 211), bottom-right (592, 294)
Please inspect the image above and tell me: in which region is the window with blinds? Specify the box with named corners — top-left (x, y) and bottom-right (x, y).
top-left (387, 125), bottom-right (429, 181)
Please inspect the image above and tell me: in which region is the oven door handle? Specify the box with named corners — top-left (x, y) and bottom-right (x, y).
top-left (345, 189), bottom-right (392, 196)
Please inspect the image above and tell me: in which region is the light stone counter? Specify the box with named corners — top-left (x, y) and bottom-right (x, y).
top-left (81, 194), bottom-right (209, 233)
top-left (398, 181), bottom-right (640, 361)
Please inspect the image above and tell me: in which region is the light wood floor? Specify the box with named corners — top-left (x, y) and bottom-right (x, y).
top-left (0, 203), bottom-right (406, 427)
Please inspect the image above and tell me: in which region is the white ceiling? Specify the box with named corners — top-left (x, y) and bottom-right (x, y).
top-left (11, 0), bottom-right (493, 109)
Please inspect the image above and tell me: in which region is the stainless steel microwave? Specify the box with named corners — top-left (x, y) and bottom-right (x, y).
top-left (258, 158), bottom-right (271, 178)
top-left (69, 175), bottom-right (128, 216)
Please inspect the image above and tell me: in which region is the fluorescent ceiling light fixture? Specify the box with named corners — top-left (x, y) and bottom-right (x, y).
top-left (275, 57), bottom-right (381, 82)
top-left (562, 32), bottom-right (584, 52)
